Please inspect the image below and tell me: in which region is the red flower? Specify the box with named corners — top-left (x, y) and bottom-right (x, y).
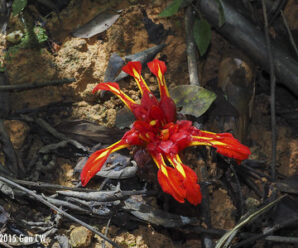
top-left (81, 59), bottom-right (251, 205)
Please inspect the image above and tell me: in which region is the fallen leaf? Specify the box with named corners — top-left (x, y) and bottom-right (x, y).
top-left (169, 85), bottom-right (216, 117)
top-left (72, 11), bottom-right (120, 38)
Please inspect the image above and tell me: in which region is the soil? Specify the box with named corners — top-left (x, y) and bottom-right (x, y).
top-left (1, 0), bottom-right (298, 247)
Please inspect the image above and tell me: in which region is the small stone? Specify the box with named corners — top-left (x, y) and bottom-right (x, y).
top-left (69, 226), bottom-right (92, 248)
top-left (4, 120), bottom-right (29, 149)
top-left (6, 30), bottom-right (23, 44)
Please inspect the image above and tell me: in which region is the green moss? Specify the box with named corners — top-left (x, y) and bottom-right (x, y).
top-left (34, 26), bottom-right (48, 44)
top-left (5, 12), bottom-right (48, 61)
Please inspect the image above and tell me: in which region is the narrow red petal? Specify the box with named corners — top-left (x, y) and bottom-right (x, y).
top-left (157, 168), bottom-right (186, 203)
top-left (150, 152), bottom-right (186, 203)
top-left (122, 61), bottom-right (151, 96)
top-left (81, 140), bottom-right (129, 186)
top-left (167, 154), bottom-right (202, 205)
top-left (92, 82), bottom-right (137, 111)
top-left (122, 61), bottom-right (142, 76)
top-left (147, 59), bottom-right (167, 77)
top-left (148, 59), bottom-right (170, 99)
top-left (182, 165), bottom-right (202, 205)
top-left (189, 130), bottom-right (251, 162)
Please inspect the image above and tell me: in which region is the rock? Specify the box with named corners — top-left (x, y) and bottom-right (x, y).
top-left (4, 120), bottom-right (29, 149)
top-left (69, 226), bottom-right (92, 248)
top-left (51, 242), bottom-right (61, 248)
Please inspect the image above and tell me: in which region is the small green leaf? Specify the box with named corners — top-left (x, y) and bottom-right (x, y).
top-left (215, 0), bottom-right (225, 27)
top-left (193, 18), bottom-right (211, 56)
top-left (159, 0), bottom-right (183, 18)
top-left (12, 0), bottom-right (27, 16)
top-left (169, 85), bottom-right (216, 117)
top-left (34, 27), bottom-right (48, 43)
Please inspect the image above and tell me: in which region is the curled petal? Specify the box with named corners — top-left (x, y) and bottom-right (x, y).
top-left (81, 140), bottom-right (129, 186)
top-left (167, 154), bottom-right (202, 205)
top-left (122, 61), bottom-right (142, 76)
top-left (190, 131), bottom-right (251, 162)
top-left (93, 82), bottom-right (136, 111)
top-left (122, 61), bottom-right (151, 95)
top-left (147, 59), bottom-right (167, 76)
top-left (158, 168), bottom-right (186, 203)
top-left (151, 152), bottom-right (186, 203)
top-left (147, 60), bottom-right (176, 122)
top-left (181, 165), bottom-right (202, 205)
top-left (151, 152), bottom-right (201, 205)
top-left (147, 59), bottom-right (170, 98)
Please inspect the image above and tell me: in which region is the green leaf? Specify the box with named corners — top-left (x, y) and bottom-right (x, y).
top-left (159, 0), bottom-right (183, 18)
top-left (34, 27), bottom-right (48, 43)
top-left (12, 0), bottom-right (27, 16)
top-left (193, 18), bottom-right (211, 56)
top-left (215, 0), bottom-right (225, 27)
top-left (169, 85), bottom-right (216, 117)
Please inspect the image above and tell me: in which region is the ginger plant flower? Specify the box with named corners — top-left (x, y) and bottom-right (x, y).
top-left (81, 59), bottom-right (251, 205)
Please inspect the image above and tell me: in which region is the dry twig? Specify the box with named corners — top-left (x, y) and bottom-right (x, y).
top-left (0, 176), bottom-right (120, 248)
top-left (261, 0), bottom-right (277, 181)
top-left (185, 6), bottom-right (200, 86)
top-left (0, 78), bottom-right (75, 92)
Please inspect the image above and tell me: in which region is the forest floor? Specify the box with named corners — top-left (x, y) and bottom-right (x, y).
top-left (0, 0), bottom-right (298, 247)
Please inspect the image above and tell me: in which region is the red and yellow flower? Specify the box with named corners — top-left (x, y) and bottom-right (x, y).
top-left (81, 59), bottom-right (251, 205)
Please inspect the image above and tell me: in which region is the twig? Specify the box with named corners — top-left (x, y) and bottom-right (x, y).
top-left (241, 174), bottom-right (263, 198)
top-left (22, 116), bottom-right (88, 152)
top-left (57, 187), bottom-right (150, 202)
top-left (65, 197), bottom-right (111, 215)
top-left (197, 0), bottom-right (298, 95)
top-left (215, 195), bottom-right (287, 248)
top-left (0, 176), bottom-right (120, 248)
top-left (185, 6), bottom-right (200, 86)
top-left (42, 194), bottom-right (91, 213)
top-left (0, 120), bottom-right (19, 176)
top-left (0, 242), bottom-right (13, 248)
top-left (230, 164), bottom-right (244, 216)
top-left (265, 235), bottom-right (298, 244)
top-left (232, 213), bottom-right (298, 247)
top-left (9, 177), bottom-right (97, 192)
top-left (200, 164), bottom-right (213, 248)
top-left (261, 0), bottom-right (277, 181)
top-left (0, 72), bottom-right (10, 118)
top-left (0, 78), bottom-right (75, 92)
top-left (280, 10), bottom-right (298, 57)
top-left (102, 217), bottom-right (112, 248)
top-left (182, 226), bottom-right (225, 236)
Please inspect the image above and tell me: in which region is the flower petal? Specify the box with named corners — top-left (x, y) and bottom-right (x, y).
top-left (158, 168), bottom-right (186, 203)
top-left (147, 59), bottom-right (168, 97)
top-left (93, 82), bottom-right (136, 111)
top-left (147, 59), bottom-right (176, 122)
top-left (181, 165), bottom-right (202, 205)
top-left (167, 154), bottom-right (202, 205)
top-left (159, 97), bottom-right (176, 123)
top-left (81, 140), bottom-right (129, 186)
top-left (122, 61), bottom-right (151, 95)
top-left (150, 152), bottom-right (186, 203)
top-left (190, 131), bottom-right (251, 162)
